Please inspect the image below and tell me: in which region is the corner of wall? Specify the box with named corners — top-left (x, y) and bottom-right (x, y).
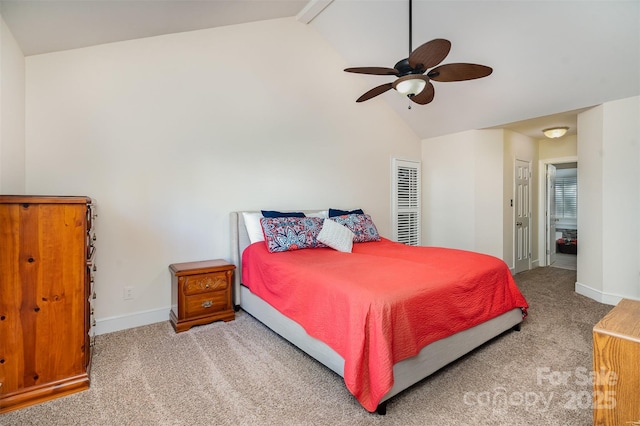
top-left (575, 281), bottom-right (619, 306)
top-left (0, 15), bottom-right (26, 194)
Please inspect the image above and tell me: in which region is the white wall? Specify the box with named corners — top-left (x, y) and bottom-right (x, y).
top-left (421, 129), bottom-right (504, 259)
top-left (24, 18), bottom-right (421, 333)
top-left (0, 15), bottom-right (25, 193)
top-left (421, 128), bottom-right (539, 270)
top-left (577, 106), bottom-right (604, 296)
top-left (576, 97), bottom-right (640, 304)
top-left (539, 134), bottom-right (577, 160)
top-left (601, 97), bottom-right (639, 301)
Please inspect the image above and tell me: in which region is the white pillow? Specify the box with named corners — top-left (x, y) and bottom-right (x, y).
top-left (242, 212), bottom-right (264, 244)
top-left (317, 218), bottom-right (354, 253)
top-left (307, 210), bottom-right (329, 219)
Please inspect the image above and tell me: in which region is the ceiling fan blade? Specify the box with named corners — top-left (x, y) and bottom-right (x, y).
top-left (428, 63), bottom-right (493, 82)
top-left (409, 82), bottom-right (435, 105)
top-left (344, 67), bottom-right (399, 76)
top-left (356, 83), bottom-right (394, 102)
top-left (408, 39), bottom-right (451, 71)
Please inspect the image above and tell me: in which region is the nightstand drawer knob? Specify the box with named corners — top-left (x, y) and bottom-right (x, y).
top-left (201, 300), bottom-right (213, 308)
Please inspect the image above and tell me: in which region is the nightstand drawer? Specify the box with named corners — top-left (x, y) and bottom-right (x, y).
top-left (184, 291), bottom-right (229, 318)
top-left (182, 273), bottom-right (228, 296)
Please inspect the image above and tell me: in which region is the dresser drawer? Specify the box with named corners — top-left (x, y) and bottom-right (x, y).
top-left (182, 272), bottom-right (228, 296)
top-left (184, 291), bottom-right (229, 318)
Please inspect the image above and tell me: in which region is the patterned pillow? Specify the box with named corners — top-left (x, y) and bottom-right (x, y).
top-left (260, 217), bottom-right (326, 253)
top-left (331, 214), bottom-right (381, 243)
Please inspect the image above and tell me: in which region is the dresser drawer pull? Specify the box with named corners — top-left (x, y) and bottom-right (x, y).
top-left (201, 300), bottom-right (213, 308)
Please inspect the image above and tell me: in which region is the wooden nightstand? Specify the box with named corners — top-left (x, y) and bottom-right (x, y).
top-left (169, 259), bottom-right (235, 333)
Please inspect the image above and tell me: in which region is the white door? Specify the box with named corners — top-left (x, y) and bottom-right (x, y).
top-left (546, 164), bottom-right (557, 266)
top-left (514, 160), bottom-right (531, 274)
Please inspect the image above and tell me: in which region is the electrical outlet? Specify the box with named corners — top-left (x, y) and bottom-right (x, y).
top-left (123, 286), bottom-right (134, 300)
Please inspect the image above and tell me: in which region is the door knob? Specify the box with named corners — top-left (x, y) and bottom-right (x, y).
top-left (516, 222), bottom-right (523, 226)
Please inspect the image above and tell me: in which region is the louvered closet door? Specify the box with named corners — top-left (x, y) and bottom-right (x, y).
top-left (392, 159), bottom-right (421, 246)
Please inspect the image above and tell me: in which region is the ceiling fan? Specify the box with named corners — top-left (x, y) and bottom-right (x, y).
top-left (344, 1), bottom-right (493, 105)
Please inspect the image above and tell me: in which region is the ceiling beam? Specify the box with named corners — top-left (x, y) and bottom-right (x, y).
top-left (296, 0), bottom-right (333, 24)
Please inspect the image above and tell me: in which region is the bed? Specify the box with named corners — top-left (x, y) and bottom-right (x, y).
top-left (230, 210), bottom-right (528, 414)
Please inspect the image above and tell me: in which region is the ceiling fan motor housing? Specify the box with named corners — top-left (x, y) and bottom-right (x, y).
top-left (394, 58), bottom-right (424, 76)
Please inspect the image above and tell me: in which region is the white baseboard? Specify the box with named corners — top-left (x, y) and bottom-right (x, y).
top-left (509, 261), bottom-right (539, 276)
top-left (574, 281), bottom-right (621, 306)
top-left (95, 306), bottom-right (170, 335)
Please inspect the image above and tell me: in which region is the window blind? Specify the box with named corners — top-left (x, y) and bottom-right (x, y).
top-left (555, 176), bottom-right (577, 219)
top-left (392, 159), bottom-right (421, 246)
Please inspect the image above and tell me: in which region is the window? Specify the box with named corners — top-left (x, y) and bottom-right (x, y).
top-left (392, 159), bottom-right (421, 246)
top-left (555, 175), bottom-right (577, 219)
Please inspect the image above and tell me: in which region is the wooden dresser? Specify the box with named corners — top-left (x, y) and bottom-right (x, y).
top-left (592, 298), bottom-right (640, 425)
top-left (0, 195), bottom-right (96, 413)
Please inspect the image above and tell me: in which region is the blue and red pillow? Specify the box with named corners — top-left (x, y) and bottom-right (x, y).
top-left (331, 214), bottom-right (380, 243)
top-left (260, 217), bottom-right (326, 253)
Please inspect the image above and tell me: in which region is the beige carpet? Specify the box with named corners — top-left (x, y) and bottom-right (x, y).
top-left (1, 267), bottom-right (612, 425)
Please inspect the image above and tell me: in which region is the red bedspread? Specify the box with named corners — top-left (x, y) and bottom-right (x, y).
top-left (242, 238), bottom-right (528, 411)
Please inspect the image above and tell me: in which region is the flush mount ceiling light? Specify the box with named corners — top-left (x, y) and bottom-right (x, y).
top-left (542, 127), bottom-right (569, 139)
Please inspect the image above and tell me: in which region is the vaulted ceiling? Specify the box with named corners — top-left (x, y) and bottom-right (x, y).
top-left (1, 0), bottom-right (638, 140)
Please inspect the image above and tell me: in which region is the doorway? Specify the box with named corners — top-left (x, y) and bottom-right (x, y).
top-left (539, 158), bottom-right (578, 270)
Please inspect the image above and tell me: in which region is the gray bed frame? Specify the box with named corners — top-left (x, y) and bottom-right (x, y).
top-left (230, 211), bottom-right (523, 414)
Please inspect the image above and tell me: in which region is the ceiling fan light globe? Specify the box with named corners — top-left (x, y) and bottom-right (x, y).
top-left (395, 77), bottom-right (426, 96)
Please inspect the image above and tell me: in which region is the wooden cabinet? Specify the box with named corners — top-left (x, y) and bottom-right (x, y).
top-left (169, 259), bottom-right (235, 332)
top-left (0, 195), bottom-right (96, 413)
top-left (592, 298), bottom-right (640, 425)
